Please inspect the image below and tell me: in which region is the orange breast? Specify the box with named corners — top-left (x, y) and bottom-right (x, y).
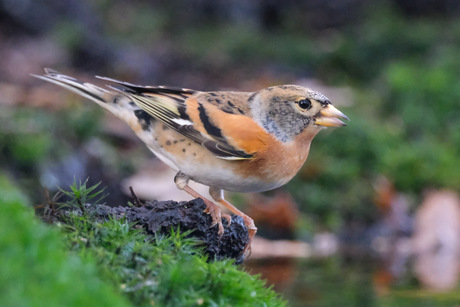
top-left (232, 130), bottom-right (314, 184)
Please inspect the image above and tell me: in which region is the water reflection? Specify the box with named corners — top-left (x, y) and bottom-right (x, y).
top-left (245, 190), bottom-right (460, 306)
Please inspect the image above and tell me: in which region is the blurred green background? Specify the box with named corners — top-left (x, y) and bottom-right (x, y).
top-left (1, 0), bottom-right (460, 306)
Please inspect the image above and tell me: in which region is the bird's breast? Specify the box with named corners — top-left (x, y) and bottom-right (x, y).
top-left (134, 119), bottom-right (313, 193)
top-left (228, 137), bottom-right (312, 192)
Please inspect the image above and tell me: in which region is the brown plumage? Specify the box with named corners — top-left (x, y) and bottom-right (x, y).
top-left (33, 68), bottom-right (349, 257)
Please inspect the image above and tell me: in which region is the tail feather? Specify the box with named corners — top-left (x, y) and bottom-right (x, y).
top-left (31, 69), bottom-right (118, 111)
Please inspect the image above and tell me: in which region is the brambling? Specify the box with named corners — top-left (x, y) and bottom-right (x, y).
top-left (33, 68), bottom-right (349, 256)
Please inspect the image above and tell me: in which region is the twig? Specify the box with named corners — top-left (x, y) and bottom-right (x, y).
top-left (129, 186), bottom-right (143, 207)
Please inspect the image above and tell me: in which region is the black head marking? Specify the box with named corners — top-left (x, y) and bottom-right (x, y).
top-left (309, 91), bottom-right (330, 106)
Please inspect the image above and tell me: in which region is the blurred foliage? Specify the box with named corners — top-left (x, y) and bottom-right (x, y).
top-left (381, 57), bottom-right (460, 190)
top-left (0, 104), bottom-right (101, 167)
top-left (284, 3), bottom-right (460, 231)
top-left (0, 104), bottom-right (103, 200)
top-left (0, 107), bottom-right (53, 169)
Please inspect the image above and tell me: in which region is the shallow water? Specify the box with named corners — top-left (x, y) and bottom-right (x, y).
top-left (246, 252), bottom-right (460, 307)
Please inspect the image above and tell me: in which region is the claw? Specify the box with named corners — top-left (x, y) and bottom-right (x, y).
top-left (209, 191), bottom-right (258, 259)
top-left (202, 199), bottom-right (225, 237)
top-left (241, 217), bottom-right (257, 258)
top-left (222, 213), bottom-right (232, 226)
top-left (176, 177), bottom-right (226, 237)
top-left (176, 178), bottom-right (254, 255)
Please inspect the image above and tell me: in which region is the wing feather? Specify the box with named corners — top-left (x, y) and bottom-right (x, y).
top-left (101, 78), bottom-right (253, 160)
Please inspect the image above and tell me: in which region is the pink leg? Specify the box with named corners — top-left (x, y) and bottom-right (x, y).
top-left (174, 172), bottom-right (230, 236)
top-left (210, 187), bottom-right (257, 257)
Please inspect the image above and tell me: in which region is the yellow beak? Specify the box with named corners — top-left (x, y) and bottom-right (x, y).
top-left (315, 104), bottom-right (349, 127)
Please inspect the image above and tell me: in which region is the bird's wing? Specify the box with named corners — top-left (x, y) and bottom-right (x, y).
top-left (97, 77), bottom-right (262, 160)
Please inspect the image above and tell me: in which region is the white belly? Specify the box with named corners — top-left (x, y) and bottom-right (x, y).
top-left (148, 146), bottom-right (288, 193)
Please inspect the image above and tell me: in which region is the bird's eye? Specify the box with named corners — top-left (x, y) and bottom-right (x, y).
top-left (296, 99), bottom-right (312, 110)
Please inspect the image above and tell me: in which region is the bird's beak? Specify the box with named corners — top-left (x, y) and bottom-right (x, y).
top-left (315, 104), bottom-right (349, 127)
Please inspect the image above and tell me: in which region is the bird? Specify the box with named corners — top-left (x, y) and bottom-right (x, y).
top-left (33, 68), bottom-right (349, 256)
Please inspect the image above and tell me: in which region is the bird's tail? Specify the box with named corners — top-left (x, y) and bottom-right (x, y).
top-left (31, 68), bottom-right (127, 115)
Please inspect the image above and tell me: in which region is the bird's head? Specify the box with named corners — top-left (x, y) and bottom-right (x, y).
top-left (250, 85), bottom-right (349, 143)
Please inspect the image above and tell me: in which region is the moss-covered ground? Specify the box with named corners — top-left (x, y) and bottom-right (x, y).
top-left (0, 176), bottom-right (285, 307)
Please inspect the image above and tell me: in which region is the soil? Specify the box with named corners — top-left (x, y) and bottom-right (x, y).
top-left (44, 198), bottom-right (249, 263)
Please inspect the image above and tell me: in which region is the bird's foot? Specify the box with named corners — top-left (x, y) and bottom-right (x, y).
top-left (222, 212), bottom-right (232, 225)
top-left (241, 216), bottom-right (257, 257)
top-left (174, 174), bottom-right (227, 237)
top-left (203, 199), bottom-right (225, 237)
top-left (209, 191), bottom-right (257, 258)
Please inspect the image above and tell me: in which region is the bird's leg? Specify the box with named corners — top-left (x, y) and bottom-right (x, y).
top-left (174, 171), bottom-right (225, 236)
top-left (209, 187), bottom-right (257, 256)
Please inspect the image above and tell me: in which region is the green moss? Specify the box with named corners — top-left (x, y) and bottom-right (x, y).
top-left (0, 177), bottom-right (285, 306)
top-left (60, 201), bottom-right (286, 306)
top-left (0, 175), bottom-right (130, 307)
